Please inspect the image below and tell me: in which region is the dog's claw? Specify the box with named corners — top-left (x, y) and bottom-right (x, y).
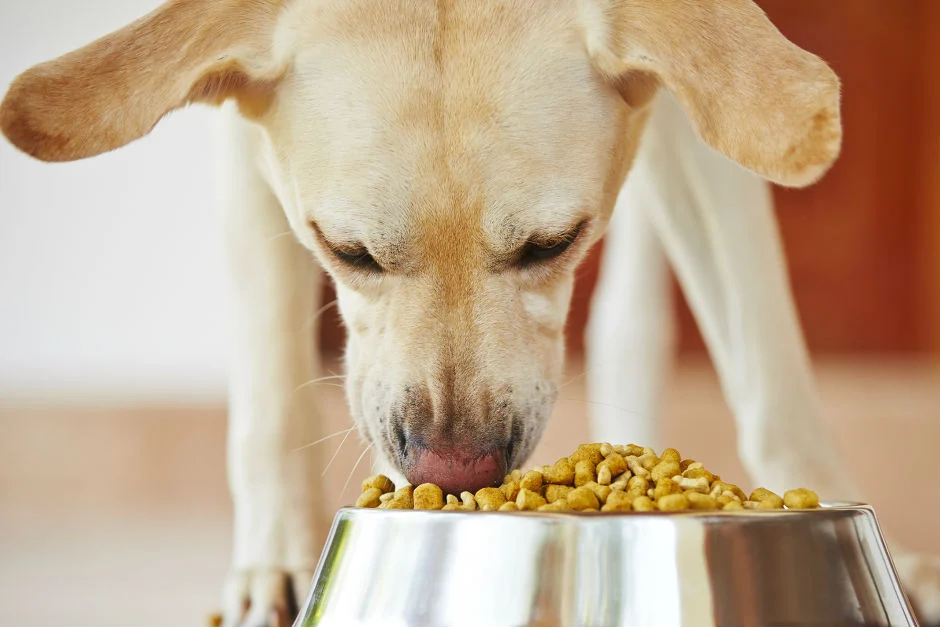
top-left (221, 568), bottom-right (311, 627)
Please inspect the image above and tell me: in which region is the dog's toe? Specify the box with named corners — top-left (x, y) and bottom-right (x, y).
top-left (221, 568), bottom-right (309, 627)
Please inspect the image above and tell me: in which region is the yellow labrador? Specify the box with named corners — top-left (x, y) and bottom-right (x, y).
top-left (3, 0), bottom-right (936, 624)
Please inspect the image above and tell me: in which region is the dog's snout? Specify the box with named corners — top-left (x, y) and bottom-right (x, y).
top-left (392, 385), bottom-right (517, 494)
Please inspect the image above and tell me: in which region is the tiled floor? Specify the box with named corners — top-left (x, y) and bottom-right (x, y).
top-left (1, 356), bottom-right (937, 626)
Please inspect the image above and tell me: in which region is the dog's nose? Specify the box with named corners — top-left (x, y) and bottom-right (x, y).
top-left (403, 445), bottom-right (508, 495)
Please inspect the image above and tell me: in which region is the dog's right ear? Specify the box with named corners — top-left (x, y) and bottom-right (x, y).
top-left (0, 0), bottom-right (285, 162)
top-left (585, 0), bottom-right (843, 188)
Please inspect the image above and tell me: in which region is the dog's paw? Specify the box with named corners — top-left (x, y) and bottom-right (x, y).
top-left (895, 552), bottom-right (940, 625)
top-left (220, 568), bottom-right (315, 627)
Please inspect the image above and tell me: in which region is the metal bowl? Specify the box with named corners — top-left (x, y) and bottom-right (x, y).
top-left (294, 503), bottom-right (916, 627)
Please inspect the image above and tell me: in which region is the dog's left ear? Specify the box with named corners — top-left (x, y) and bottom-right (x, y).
top-left (0, 0), bottom-right (285, 163)
top-left (586, 0), bottom-right (842, 187)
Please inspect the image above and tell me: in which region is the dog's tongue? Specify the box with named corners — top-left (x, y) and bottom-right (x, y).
top-left (405, 448), bottom-right (505, 495)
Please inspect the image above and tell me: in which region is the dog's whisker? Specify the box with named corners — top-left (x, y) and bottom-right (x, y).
top-left (555, 397), bottom-right (646, 418)
top-left (341, 443), bottom-right (374, 501)
top-left (304, 299), bottom-right (338, 331)
top-left (291, 426), bottom-right (357, 453)
top-left (293, 374), bottom-right (347, 394)
top-left (321, 428), bottom-right (352, 477)
top-left (559, 369), bottom-right (589, 389)
top-left (265, 230), bottom-right (295, 243)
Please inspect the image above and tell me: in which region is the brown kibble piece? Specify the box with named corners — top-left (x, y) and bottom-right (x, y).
top-left (652, 477), bottom-right (682, 500)
top-left (356, 487), bottom-right (384, 508)
top-left (633, 496), bottom-right (656, 511)
top-left (414, 484), bottom-right (445, 510)
top-left (379, 492), bottom-right (395, 504)
top-left (676, 476), bottom-right (710, 493)
top-left (499, 502), bottom-right (519, 512)
top-left (750, 488), bottom-right (784, 509)
top-left (599, 443), bottom-right (614, 457)
top-left (379, 498), bottom-right (409, 509)
top-left (501, 480), bottom-right (520, 502)
top-left (569, 443), bottom-right (605, 466)
top-left (660, 448), bottom-right (681, 463)
top-left (682, 467), bottom-right (716, 484)
top-left (600, 452), bottom-right (627, 475)
top-left (723, 500), bottom-right (744, 511)
top-left (625, 456), bottom-right (651, 478)
top-left (361, 474), bottom-right (395, 494)
top-left (441, 503), bottom-right (462, 511)
top-left (460, 491), bottom-right (477, 510)
top-left (627, 475), bottom-right (649, 494)
top-left (394, 485), bottom-right (414, 509)
top-left (206, 612), bottom-right (223, 627)
top-left (637, 453), bottom-right (659, 471)
top-left (574, 460), bottom-right (596, 487)
top-left (687, 492), bottom-right (718, 510)
top-left (651, 460), bottom-right (681, 483)
top-left (710, 481), bottom-right (747, 502)
top-left (784, 488), bottom-right (820, 509)
top-left (596, 465), bottom-right (612, 486)
top-left (520, 470), bottom-right (543, 492)
top-left (603, 491), bottom-right (633, 511)
top-left (475, 487), bottom-right (507, 511)
top-left (658, 493), bottom-right (691, 511)
top-left (516, 488), bottom-right (547, 511)
top-left (544, 484), bottom-right (574, 503)
top-left (542, 459), bottom-right (575, 485)
top-left (716, 493), bottom-right (736, 507)
top-left (567, 486), bottom-right (600, 511)
top-left (583, 481), bottom-right (612, 504)
top-left (609, 473), bottom-right (631, 491)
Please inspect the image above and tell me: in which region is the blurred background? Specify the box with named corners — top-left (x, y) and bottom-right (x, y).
top-left (1, 1), bottom-right (938, 625)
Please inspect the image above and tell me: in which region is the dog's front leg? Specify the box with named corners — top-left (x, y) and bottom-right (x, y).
top-left (585, 178), bottom-right (676, 451)
top-left (635, 93), bottom-right (939, 621)
top-left (217, 105), bottom-right (329, 627)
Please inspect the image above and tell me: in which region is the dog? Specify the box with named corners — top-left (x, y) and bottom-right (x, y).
top-left (2, 0), bottom-right (937, 624)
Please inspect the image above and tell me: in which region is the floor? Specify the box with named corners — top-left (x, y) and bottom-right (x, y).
top-left (0, 356), bottom-right (937, 627)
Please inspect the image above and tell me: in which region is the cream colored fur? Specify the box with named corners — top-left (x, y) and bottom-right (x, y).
top-left (1, 0), bottom-right (936, 624)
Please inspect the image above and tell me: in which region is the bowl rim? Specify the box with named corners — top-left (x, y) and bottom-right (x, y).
top-left (336, 500), bottom-right (871, 519)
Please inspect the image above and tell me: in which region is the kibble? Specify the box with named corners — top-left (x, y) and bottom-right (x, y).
top-left (414, 483), bottom-right (444, 510)
top-left (784, 488), bottom-right (820, 509)
top-left (356, 487), bottom-right (384, 508)
top-left (517, 488), bottom-right (547, 511)
top-left (475, 487), bottom-right (507, 511)
top-left (355, 443), bottom-right (822, 515)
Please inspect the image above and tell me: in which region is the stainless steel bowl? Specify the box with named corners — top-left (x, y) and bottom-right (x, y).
top-left (294, 503), bottom-right (917, 627)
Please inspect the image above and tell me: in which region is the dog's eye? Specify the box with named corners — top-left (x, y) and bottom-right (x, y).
top-left (333, 246), bottom-right (383, 273)
top-left (518, 223), bottom-right (584, 267)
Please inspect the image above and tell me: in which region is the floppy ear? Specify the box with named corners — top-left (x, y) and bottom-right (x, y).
top-left (0, 0), bottom-right (285, 162)
top-left (587, 0), bottom-right (842, 187)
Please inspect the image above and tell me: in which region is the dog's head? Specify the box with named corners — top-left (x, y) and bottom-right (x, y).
top-left (1, 0), bottom-right (841, 493)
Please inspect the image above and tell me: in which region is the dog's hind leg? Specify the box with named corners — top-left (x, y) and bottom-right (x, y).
top-left (635, 92), bottom-right (939, 621)
top-left (216, 103), bottom-right (330, 627)
top-left (585, 171), bottom-right (676, 452)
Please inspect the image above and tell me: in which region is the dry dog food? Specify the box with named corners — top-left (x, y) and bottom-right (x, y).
top-left (356, 443), bottom-right (821, 513)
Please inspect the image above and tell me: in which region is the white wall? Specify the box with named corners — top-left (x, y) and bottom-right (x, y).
top-left (0, 0), bottom-right (230, 403)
